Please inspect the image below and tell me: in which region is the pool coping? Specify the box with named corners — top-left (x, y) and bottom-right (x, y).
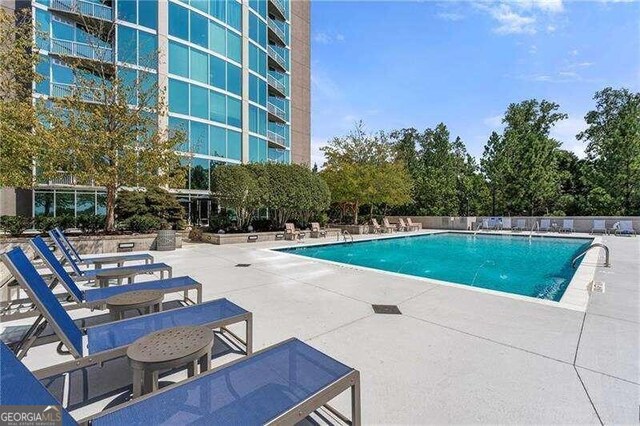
top-left (268, 230), bottom-right (601, 312)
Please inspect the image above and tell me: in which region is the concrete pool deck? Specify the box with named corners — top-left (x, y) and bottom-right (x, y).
top-left (4, 230), bottom-right (639, 424)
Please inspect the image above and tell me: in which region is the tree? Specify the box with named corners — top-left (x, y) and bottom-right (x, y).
top-left (481, 100), bottom-right (567, 215)
top-left (320, 123), bottom-right (412, 224)
top-left (0, 8), bottom-right (46, 188)
top-left (116, 187), bottom-right (185, 228)
top-left (40, 19), bottom-right (185, 231)
top-left (578, 88), bottom-right (640, 215)
top-left (211, 165), bottom-right (260, 229)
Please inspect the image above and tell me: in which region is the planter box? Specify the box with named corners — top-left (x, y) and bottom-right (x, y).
top-left (331, 224), bottom-right (370, 235)
top-left (201, 229), bottom-right (340, 245)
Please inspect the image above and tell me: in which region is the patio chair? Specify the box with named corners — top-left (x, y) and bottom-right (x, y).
top-left (48, 231), bottom-right (172, 284)
top-left (382, 218), bottom-right (396, 233)
top-left (513, 219), bottom-right (527, 231)
top-left (284, 223), bottom-right (303, 241)
top-left (501, 217), bottom-right (512, 231)
top-left (1, 337), bottom-right (361, 426)
top-left (615, 220), bottom-right (636, 236)
top-left (29, 236), bottom-right (202, 311)
top-left (397, 218), bottom-right (409, 232)
top-left (591, 219), bottom-right (607, 234)
top-left (560, 219), bottom-right (574, 233)
top-left (52, 227), bottom-right (153, 268)
top-left (539, 219), bottom-right (551, 232)
top-left (371, 218), bottom-right (382, 233)
top-left (488, 217), bottom-right (499, 230)
top-left (310, 222), bottom-right (327, 238)
top-left (0, 247), bottom-right (252, 361)
top-left (406, 217), bottom-right (422, 230)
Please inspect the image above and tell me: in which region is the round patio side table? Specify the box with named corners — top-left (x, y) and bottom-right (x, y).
top-left (126, 326), bottom-right (215, 398)
top-left (105, 290), bottom-right (164, 321)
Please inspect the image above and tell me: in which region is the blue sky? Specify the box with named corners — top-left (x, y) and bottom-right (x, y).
top-left (310, 0), bottom-right (640, 166)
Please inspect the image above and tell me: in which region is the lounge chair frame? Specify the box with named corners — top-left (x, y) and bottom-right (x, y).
top-left (0, 250), bottom-right (252, 371)
top-left (79, 337), bottom-right (361, 426)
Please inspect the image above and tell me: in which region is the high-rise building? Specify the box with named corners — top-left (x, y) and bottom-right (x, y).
top-left (0, 0), bottom-right (310, 224)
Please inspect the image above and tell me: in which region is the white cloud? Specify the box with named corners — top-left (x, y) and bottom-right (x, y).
top-left (490, 4), bottom-right (538, 34)
top-left (551, 117), bottom-right (588, 158)
top-left (474, 0), bottom-right (565, 35)
top-left (483, 114), bottom-right (504, 128)
top-left (437, 12), bottom-right (465, 21)
top-left (313, 31), bottom-right (345, 45)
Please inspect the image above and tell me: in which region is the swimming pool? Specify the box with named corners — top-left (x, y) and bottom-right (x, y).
top-left (276, 233), bottom-right (593, 301)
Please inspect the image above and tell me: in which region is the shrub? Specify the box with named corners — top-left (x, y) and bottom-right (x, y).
top-left (116, 187), bottom-right (185, 229)
top-left (188, 227), bottom-right (203, 241)
top-left (251, 218), bottom-right (275, 232)
top-left (56, 214), bottom-right (76, 230)
top-left (33, 216), bottom-right (59, 233)
top-left (0, 215), bottom-right (32, 237)
top-left (122, 215), bottom-right (162, 233)
top-left (76, 214), bottom-right (105, 234)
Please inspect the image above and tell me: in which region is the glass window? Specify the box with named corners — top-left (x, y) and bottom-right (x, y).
top-left (249, 13), bottom-right (266, 48)
top-left (209, 125), bottom-right (226, 157)
top-left (227, 1), bottom-right (242, 31)
top-left (210, 0), bottom-right (226, 22)
top-left (34, 191), bottom-right (54, 216)
top-left (249, 136), bottom-right (267, 163)
top-left (226, 31), bottom-right (241, 63)
top-left (208, 21), bottom-right (225, 55)
top-left (138, 31), bottom-right (157, 68)
top-left (249, 74), bottom-right (266, 106)
top-left (210, 91), bottom-right (226, 124)
top-left (190, 121), bottom-right (208, 155)
top-left (169, 116), bottom-right (189, 151)
top-left (190, 158), bottom-right (209, 190)
top-left (117, 0), bottom-right (136, 23)
top-left (249, 0), bottom-right (267, 19)
top-left (76, 193), bottom-right (96, 215)
top-left (55, 192), bottom-right (75, 216)
top-left (138, 0), bottom-right (157, 29)
top-left (35, 9), bottom-right (50, 49)
top-left (169, 78), bottom-right (189, 114)
top-left (209, 55), bottom-right (225, 90)
top-left (119, 67), bottom-right (138, 104)
top-left (118, 26), bottom-right (137, 64)
top-left (249, 105), bottom-right (266, 135)
top-left (226, 63), bottom-right (241, 95)
top-left (169, 2), bottom-right (189, 40)
top-left (52, 20), bottom-right (74, 41)
top-left (227, 130), bottom-right (241, 161)
top-left (97, 193), bottom-right (106, 215)
top-left (190, 48), bottom-right (208, 84)
top-left (249, 43), bottom-right (266, 76)
top-left (190, 11), bottom-right (208, 48)
top-left (227, 97), bottom-right (242, 128)
top-left (169, 40), bottom-right (189, 77)
top-left (139, 71), bottom-right (157, 106)
top-left (190, 84), bottom-right (208, 119)
top-left (52, 63), bottom-right (73, 84)
top-left (36, 56), bottom-right (50, 95)
top-left (190, 0), bottom-right (208, 14)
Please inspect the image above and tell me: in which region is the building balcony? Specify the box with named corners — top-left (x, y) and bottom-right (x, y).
top-left (267, 102), bottom-right (287, 124)
top-left (268, 0), bottom-right (287, 21)
top-left (49, 0), bottom-right (114, 23)
top-left (267, 19), bottom-right (287, 47)
top-left (267, 74), bottom-right (287, 98)
top-left (49, 38), bottom-right (115, 73)
top-left (267, 45), bottom-right (287, 72)
top-left (51, 82), bottom-right (105, 103)
top-left (267, 130), bottom-right (287, 148)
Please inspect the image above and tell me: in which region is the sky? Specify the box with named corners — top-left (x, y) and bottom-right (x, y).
top-left (309, 0), bottom-right (640, 167)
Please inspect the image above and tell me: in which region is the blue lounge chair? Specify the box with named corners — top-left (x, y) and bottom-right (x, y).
top-left (0, 247), bottom-right (251, 361)
top-left (52, 227), bottom-right (153, 268)
top-left (501, 217), bottom-right (512, 231)
top-left (30, 236), bottom-right (202, 309)
top-left (47, 231), bottom-right (172, 284)
top-left (1, 337), bottom-right (361, 426)
top-left (561, 219), bottom-right (574, 233)
top-left (513, 219), bottom-right (527, 231)
top-left (591, 219), bottom-right (607, 234)
top-left (615, 220), bottom-right (636, 236)
top-left (539, 219), bottom-right (551, 232)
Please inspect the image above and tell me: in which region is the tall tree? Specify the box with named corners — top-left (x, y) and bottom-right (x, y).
top-left (578, 88), bottom-right (640, 215)
top-left (481, 100), bottom-right (567, 215)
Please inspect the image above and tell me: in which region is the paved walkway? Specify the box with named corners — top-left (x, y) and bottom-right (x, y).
top-left (13, 230), bottom-right (640, 423)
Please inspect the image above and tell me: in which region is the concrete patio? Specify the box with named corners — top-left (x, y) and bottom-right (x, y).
top-left (5, 230), bottom-right (639, 424)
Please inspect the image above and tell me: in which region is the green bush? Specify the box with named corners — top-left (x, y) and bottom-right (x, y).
top-left (0, 215), bottom-right (32, 237)
top-left (116, 187), bottom-right (185, 229)
top-left (188, 227), bottom-right (203, 241)
top-left (33, 216), bottom-right (59, 233)
top-left (76, 214), bottom-right (106, 234)
top-left (122, 215), bottom-right (162, 233)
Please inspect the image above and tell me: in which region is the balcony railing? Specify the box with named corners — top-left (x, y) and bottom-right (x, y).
top-left (51, 82), bottom-right (104, 102)
top-left (50, 38), bottom-right (113, 62)
top-left (267, 130), bottom-right (287, 147)
top-left (49, 172), bottom-right (77, 186)
top-left (267, 45), bottom-right (287, 71)
top-left (267, 19), bottom-right (287, 46)
top-left (269, 0), bottom-right (287, 20)
top-left (267, 74), bottom-right (286, 96)
top-left (50, 0), bottom-right (113, 22)
top-left (267, 102), bottom-right (287, 122)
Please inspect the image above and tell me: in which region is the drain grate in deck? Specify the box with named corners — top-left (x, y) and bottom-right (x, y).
top-left (235, 264), bottom-right (251, 268)
top-left (590, 281), bottom-right (605, 293)
top-left (372, 304), bottom-right (402, 315)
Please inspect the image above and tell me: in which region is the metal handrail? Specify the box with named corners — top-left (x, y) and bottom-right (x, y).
top-left (267, 102), bottom-right (287, 121)
top-left (50, 38), bottom-right (113, 62)
top-left (529, 221), bottom-right (539, 238)
top-left (572, 243), bottom-right (610, 268)
top-left (268, 19), bottom-right (287, 45)
top-left (340, 230), bottom-right (354, 243)
top-left (50, 0), bottom-right (113, 21)
top-left (267, 74), bottom-right (286, 95)
top-left (267, 45), bottom-right (287, 70)
top-left (269, 0), bottom-right (287, 19)
top-left (267, 130), bottom-right (287, 147)
top-left (473, 222), bottom-right (483, 235)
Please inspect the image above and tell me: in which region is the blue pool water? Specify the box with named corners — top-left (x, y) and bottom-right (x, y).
top-left (277, 233), bottom-right (593, 301)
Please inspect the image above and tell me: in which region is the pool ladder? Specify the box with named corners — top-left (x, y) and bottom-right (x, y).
top-left (572, 243), bottom-right (610, 268)
top-left (339, 230), bottom-right (354, 243)
top-left (529, 222), bottom-right (539, 239)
